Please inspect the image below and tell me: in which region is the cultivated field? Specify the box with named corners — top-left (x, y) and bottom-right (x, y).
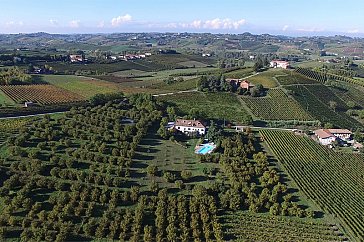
top-left (241, 89), bottom-right (314, 121)
top-left (157, 92), bottom-right (252, 124)
top-left (42, 75), bottom-right (122, 98)
top-left (261, 130), bottom-right (364, 240)
top-left (0, 84), bottom-right (85, 104)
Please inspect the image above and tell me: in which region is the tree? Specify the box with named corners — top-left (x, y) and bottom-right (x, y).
top-left (253, 58), bottom-right (264, 72)
top-left (206, 120), bottom-right (223, 142)
top-left (347, 101), bottom-right (356, 109)
top-left (329, 101), bottom-right (337, 112)
top-left (181, 170), bottom-right (192, 181)
top-left (146, 165), bottom-right (158, 176)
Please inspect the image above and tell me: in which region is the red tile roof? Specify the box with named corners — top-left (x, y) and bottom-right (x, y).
top-left (175, 119), bottom-right (205, 128)
top-left (314, 129), bottom-right (335, 139)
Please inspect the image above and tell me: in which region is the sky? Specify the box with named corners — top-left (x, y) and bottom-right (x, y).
top-left (0, 0), bottom-right (363, 37)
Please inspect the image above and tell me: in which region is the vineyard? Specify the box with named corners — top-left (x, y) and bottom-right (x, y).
top-left (224, 211), bottom-right (346, 242)
top-left (275, 72), bottom-right (318, 85)
top-left (241, 88), bottom-right (314, 121)
top-left (286, 84), bottom-right (362, 129)
top-left (260, 130), bottom-right (364, 240)
top-left (0, 84), bottom-right (85, 104)
top-left (295, 67), bottom-right (364, 87)
top-left (328, 82), bottom-right (364, 109)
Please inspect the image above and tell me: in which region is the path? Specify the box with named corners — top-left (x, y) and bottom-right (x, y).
top-left (0, 111), bottom-right (66, 120)
top-left (152, 89), bottom-right (198, 97)
top-left (232, 125), bottom-right (302, 132)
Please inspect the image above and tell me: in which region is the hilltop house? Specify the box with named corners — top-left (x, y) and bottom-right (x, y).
top-left (69, 55), bottom-right (84, 63)
top-left (226, 79), bottom-right (255, 91)
top-left (270, 60), bottom-right (290, 69)
top-left (174, 119), bottom-right (206, 135)
top-left (314, 129), bottom-right (352, 145)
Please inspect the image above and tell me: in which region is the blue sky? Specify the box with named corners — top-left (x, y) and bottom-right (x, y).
top-left (0, 0), bottom-right (363, 36)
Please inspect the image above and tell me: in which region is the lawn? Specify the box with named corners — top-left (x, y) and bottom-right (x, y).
top-left (135, 132), bottom-right (219, 191)
top-left (157, 92), bottom-right (252, 124)
top-left (0, 90), bottom-right (16, 106)
top-left (41, 75), bottom-right (123, 98)
top-left (245, 69), bottom-right (285, 88)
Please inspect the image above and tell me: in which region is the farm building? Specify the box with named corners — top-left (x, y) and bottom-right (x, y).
top-left (69, 55), bottom-right (84, 63)
top-left (174, 119), bottom-right (206, 135)
top-left (226, 79), bottom-right (255, 90)
top-left (314, 129), bottom-right (352, 145)
top-left (270, 60), bottom-right (290, 69)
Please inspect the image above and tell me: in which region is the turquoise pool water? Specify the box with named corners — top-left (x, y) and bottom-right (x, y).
top-left (196, 144), bottom-right (215, 155)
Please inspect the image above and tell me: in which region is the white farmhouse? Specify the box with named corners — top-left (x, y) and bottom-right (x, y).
top-left (174, 119), bottom-right (206, 135)
top-left (314, 129), bottom-right (336, 145)
top-left (314, 129), bottom-right (352, 145)
top-left (270, 60), bottom-right (290, 69)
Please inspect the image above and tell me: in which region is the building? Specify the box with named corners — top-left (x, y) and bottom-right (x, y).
top-left (24, 101), bottom-right (34, 108)
top-left (174, 119), bottom-right (206, 135)
top-left (69, 55), bottom-right (84, 63)
top-left (270, 60), bottom-right (290, 69)
top-left (314, 129), bottom-right (336, 145)
top-left (328, 129), bottom-right (352, 140)
top-left (226, 79), bottom-right (255, 90)
top-left (314, 129), bottom-right (352, 145)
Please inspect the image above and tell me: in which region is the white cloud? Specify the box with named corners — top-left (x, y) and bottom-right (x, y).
top-left (69, 20), bottom-right (80, 28)
top-left (111, 14), bottom-right (132, 27)
top-left (164, 18), bottom-right (246, 30)
top-left (50, 19), bottom-right (59, 26)
top-left (97, 21), bottom-right (105, 28)
top-left (296, 27), bottom-right (324, 32)
top-left (282, 25), bottom-right (289, 31)
top-left (5, 21), bottom-right (24, 27)
top-left (347, 29), bottom-right (359, 34)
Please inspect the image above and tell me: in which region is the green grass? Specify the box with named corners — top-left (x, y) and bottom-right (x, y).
top-left (157, 92), bottom-right (252, 124)
top-left (275, 71), bottom-right (318, 85)
top-left (0, 89), bottom-right (16, 106)
top-left (178, 60), bottom-right (209, 68)
top-left (135, 132), bottom-right (218, 190)
top-left (41, 75), bottom-right (122, 98)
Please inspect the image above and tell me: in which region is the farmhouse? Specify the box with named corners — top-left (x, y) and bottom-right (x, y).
top-left (226, 79), bottom-right (255, 90)
top-left (69, 55), bottom-right (84, 63)
top-left (270, 60), bottom-right (290, 69)
top-left (314, 129), bottom-right (336, 145)
top-left (314, 129), bottom-right (352, 145)
top-left (174, 119), bottom-right (206, 135)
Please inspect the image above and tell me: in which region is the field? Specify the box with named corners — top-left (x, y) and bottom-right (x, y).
top-left (241, 89), bottom-right (314, 121)
top-left (328, 82), bottom-right (364, 109)
top-left (0, 90), bottom-right (15, 106)
top-left (157, 92), bottom-right (252, 124)
top-left (244, 69), bottom-right (286, 88)
top-left (0, 118), bottom-right (32, 145)
top-left (275, 72), bottom-right (318, 85)
top-left (0, 84), bottom-right (85, 104)
top-left (42, 75), bottom-right (122, 98)
top-left (261, 130), bottom-right (364, 240)
top-left (286, 84), bottom-right (363, 128)
top-left (224, 211), bottom-right (345, 242)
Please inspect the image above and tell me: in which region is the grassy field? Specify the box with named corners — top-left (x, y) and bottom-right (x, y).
top-left (41, 75), bottom-right (122, 98)
top-left (135, 132), bottom-right (219, 191)
top-left (157, 92), bottom-right (252, 124)
top-left (151, 77), bottom-right (199, 91)
top-left (0, 90), bottom-right (16, 106)
top-left (275, 71), bottom-right (318, 85)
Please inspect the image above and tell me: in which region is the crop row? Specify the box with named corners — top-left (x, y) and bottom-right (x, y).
top-left (0, 84), bottom-right (85, 105)
top-left (260, 130), bottom-right (364, 240)
top-left (241, 89), bottom-right (313, 121)
top-left (296, 67), bottom-right (364, 87)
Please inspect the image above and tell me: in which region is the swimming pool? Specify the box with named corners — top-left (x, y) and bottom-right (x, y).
top-left (195, 144), bottom-right (215, 155)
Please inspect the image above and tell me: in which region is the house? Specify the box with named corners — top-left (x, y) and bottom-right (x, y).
top-left (270, 60), bottom-right (290, 69)
top-left (328, 129), bottom-right (352, 140)
top-left (314, 129), bottom-right (336, 145)
top-left (69, 55), bottom-right (84, 63)
top-left (24, 101), bottom-right (34, 108)
top-left (174, 119), bottom-right (206, 135)
top-left (314, 129), bottom-right (352, 145)
top-left (226, 79), bottom-right (255, 90)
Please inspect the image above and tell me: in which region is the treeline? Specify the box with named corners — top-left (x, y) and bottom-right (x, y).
top-left (0, 67), bottom-right (32, 85)
top-left (198, 74), bottom-right (264, 96)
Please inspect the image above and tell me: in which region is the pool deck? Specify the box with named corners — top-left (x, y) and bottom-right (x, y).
top-left (195, 142), bottom-right (216, 155)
